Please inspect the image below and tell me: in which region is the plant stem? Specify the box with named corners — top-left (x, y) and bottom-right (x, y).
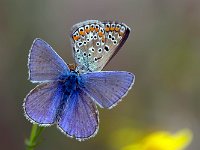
top-left (25, 124), bottom-right (45, 150)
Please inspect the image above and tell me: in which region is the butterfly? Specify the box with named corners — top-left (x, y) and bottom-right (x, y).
top-left (23, 20), bottom-right (135, 141)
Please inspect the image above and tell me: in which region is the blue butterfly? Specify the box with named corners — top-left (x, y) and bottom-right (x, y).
top-left (23, 20), bottom-right (135, 141)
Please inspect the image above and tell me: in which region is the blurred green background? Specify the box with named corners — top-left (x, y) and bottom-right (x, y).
top-left (0, 0), bottom-right (200, 150)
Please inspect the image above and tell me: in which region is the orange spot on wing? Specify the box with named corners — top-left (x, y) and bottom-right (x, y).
top-left (79, 31), bottom-right (85, 36)
top-left (105, 27), bottom-right (110, 32)
top-left (98, 31), bottom-right (104, 37)
top-left (90, 27), bottom-right (95, 31)
top-left (110, 27), bottom-right (114, 31)
top-left (95, 28), bottom-right (99, 32)
top-left (85, 29), bottom-right (90, 33)
top-left (115, 27), bottom-right (120, 32)
top-left (73, 35), bottom-right (80, 41)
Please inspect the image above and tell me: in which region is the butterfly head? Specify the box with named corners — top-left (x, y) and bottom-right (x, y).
top-left (67, 63), bottom-right (77, 71)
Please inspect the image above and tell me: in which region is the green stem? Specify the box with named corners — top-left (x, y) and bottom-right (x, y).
top-left (25, 124), bottom-right (45, 150)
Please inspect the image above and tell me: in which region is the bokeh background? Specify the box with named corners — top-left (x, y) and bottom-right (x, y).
top-left (0, 0), bottom-right (200, 150)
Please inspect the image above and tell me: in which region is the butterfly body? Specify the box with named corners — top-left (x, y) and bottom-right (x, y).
top-left (58, 70), bottom-right (87, 104)
top-left (24, 20), bottom-right (135, 141)
top-left (59, 71), bottom-right (80, 92)
top-left (56, 71), bottom-right (82, 121)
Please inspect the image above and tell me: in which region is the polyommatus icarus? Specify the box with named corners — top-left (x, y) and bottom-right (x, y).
top-left (23, 20), bottom-right (135, 141)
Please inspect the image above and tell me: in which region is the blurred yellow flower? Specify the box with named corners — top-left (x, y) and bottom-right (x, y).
top-left (121, 129), bottom-right (192, 150)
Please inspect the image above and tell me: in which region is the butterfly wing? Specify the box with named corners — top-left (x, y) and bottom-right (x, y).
top-left (80, 71), bottom-right (135, 109)
top-left (28, 38), bottom-right (69, 83)
top-left (102, 21), bottom-right (130, 68)
top-left (70, 20), bottom-right (130, 73)
top-left (57, 88), bottom-right (99, 141)
top-left (70, 20), bottom-right (105, 72)
top-left (24, 82), bottom-right (63, 125)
